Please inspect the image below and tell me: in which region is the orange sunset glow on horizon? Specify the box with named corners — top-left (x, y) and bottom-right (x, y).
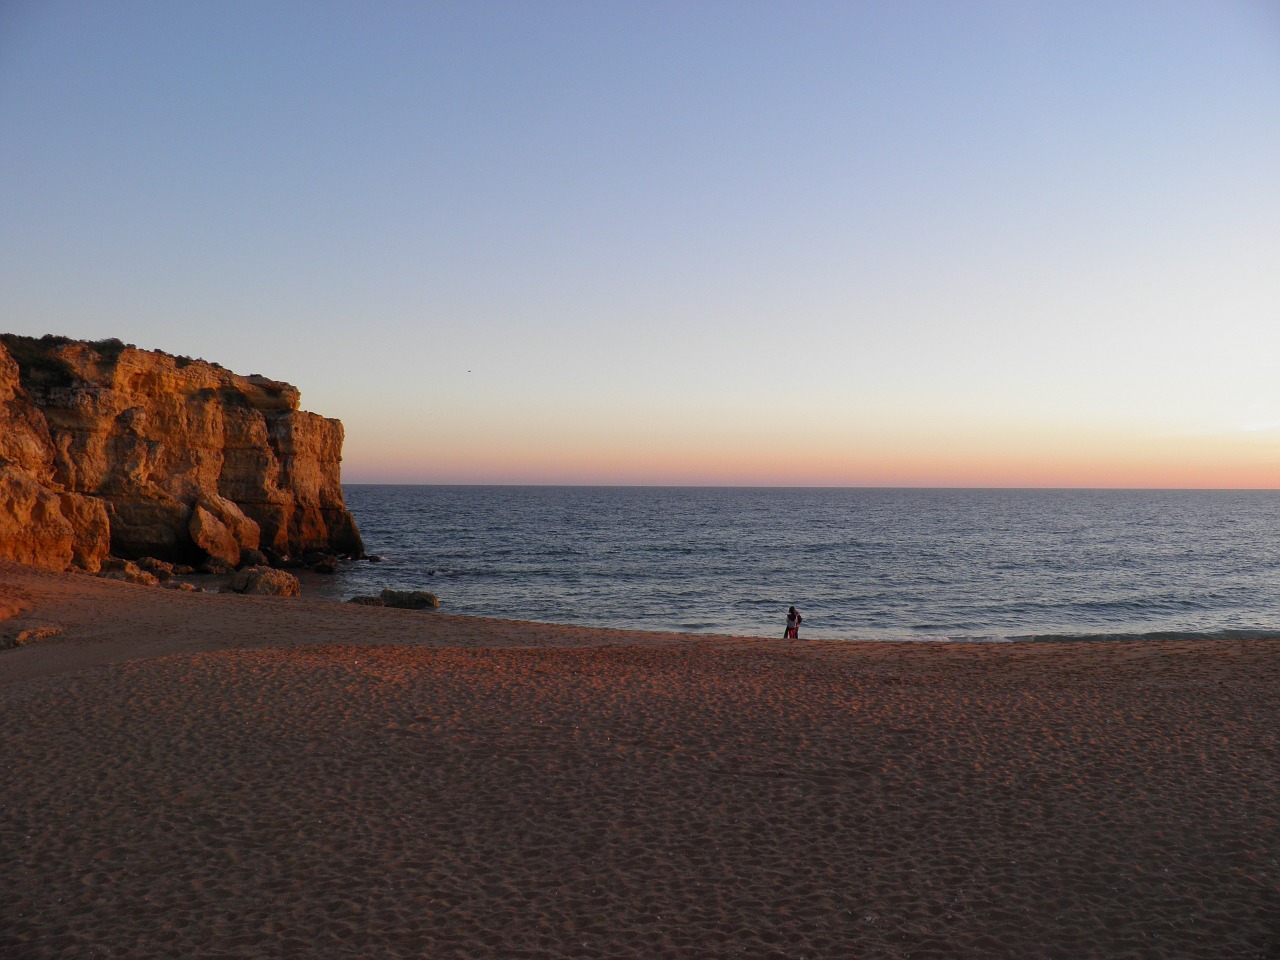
top-left (342, 420), bottom-right (1280, 488)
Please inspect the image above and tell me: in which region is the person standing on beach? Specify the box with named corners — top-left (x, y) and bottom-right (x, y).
top-left (784, 605), bottom-right (802, 639)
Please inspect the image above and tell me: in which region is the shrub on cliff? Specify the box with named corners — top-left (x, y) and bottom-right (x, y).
top-left (0, 333), bottom-right (78, 390)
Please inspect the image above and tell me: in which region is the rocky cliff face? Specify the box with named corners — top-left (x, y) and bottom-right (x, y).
top-left (0, 334), bottom-right (362, 572)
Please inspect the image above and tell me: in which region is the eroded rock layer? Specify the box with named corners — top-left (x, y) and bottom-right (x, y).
top-left (0, 334), bottom-right (362, 571)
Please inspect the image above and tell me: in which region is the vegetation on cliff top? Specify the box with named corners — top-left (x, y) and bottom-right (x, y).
top-left (0, 333), bottom-right (225, 391)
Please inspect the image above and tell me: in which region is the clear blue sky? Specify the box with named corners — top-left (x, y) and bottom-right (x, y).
top-left (3, 1), bottom-right (1278, 485)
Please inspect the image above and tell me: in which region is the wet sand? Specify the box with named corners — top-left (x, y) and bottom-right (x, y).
top-left (2, 561), bottom-right (1277, 958)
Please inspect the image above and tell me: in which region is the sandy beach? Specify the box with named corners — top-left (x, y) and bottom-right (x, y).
top-left (1, 561), bottom-right (1277, 959)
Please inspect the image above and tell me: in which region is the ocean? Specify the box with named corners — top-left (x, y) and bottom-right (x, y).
top-left (306, 486), bottom-right (1280, 642)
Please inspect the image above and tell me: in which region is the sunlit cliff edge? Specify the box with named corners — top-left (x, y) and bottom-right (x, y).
top-left (0, 334), bottom-right (362, 572)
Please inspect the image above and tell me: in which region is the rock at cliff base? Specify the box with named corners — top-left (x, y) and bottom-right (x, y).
top-left (57, 493), bottom-right (110, 572)
top-left (135, 557), bottom-right (174, 580)
top-left (198, 495), bottom-right (261, 553)
top-left (189, 504), bottom-right (240, 567)
top-left (0, 466), bottom-right (75, 571)
top-left (98, 562), bottom-right (160, 586)
top-left (379, 589), bottom-right (440, 610)
top-left (224, 566), bottom-right (301, 597)
top-left (238, 548), bottom-right (269, 569)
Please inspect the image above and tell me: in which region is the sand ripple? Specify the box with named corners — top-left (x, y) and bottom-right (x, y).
top-left (2, 641), bottom-right (1278, 958)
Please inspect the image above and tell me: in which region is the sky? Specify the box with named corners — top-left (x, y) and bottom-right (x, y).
top-left (2, 1), bottom-right (1278, 487)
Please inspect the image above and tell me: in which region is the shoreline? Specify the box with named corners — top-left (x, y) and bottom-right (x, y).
top-left (3, 560), bottom-right (1278, 958)
top-left (5, 558), bottom-right (1279, 682)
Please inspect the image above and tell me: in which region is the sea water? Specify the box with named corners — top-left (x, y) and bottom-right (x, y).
top-left (304, 486), bottom-right (1280, 641)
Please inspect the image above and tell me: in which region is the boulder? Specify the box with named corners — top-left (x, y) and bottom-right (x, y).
top-left (198, 495), bottom-right (261, 554)
top-left (98, 562), bottom-right (159, 586)
top-left (238, 548), bottom-right (270, 569)
top-left (200, 557), bottom-right (236, 575)
top-left (189, 503), bottom-right (240, 567)
top-left (223, 566), bottom-right (301, 597)
top-left (135, 556), bottom-right (175, 580)
top-left (347, 595), bottom-right (385, 606)
top-left (379, 589), bottom-right (440, 610)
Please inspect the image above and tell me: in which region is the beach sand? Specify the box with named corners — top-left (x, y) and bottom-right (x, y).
top-left (2, 561), bottom-right (1277, 959)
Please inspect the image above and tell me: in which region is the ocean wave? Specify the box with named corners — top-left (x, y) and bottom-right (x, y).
top-left (1007, 628), bottom-right (1280, 643)
top-left (336, 486), bottom-right (1280, 640)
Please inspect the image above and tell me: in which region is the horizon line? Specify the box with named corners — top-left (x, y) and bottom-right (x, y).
top-left (341, 481), bottom-right (1280, 492)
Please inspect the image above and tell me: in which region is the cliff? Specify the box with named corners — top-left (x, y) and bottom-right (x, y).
top-left (0, 334), bottom-right (363, 572)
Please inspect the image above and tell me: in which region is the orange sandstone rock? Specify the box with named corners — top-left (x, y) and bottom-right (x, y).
top-left (223, 565), bottom-right (302, 597)
top-left (0, 334), bottom-right (362, 570)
